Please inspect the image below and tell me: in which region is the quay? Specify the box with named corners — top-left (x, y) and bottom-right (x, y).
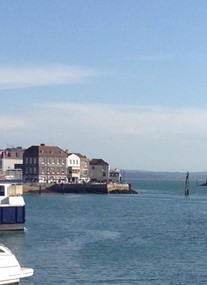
top-left (23, 182), bottom-right (137, 194)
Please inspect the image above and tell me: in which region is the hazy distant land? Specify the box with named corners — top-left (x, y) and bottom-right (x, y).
top-left (124, 170), bottom-right (207, 182)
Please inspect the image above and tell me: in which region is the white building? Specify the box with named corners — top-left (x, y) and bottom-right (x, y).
top-left (109, 168), bottom-right (122, 183)
top-left (66, 153), bottom-right (89, 183)
top-left (0, 147), bottom-right (24, 179)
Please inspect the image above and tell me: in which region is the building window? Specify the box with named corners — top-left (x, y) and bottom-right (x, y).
top-left (0, 185), bottom-right (5, 196)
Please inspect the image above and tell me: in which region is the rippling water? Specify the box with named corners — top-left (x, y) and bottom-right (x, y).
top-left (0, 179), bottom-right (207, 285)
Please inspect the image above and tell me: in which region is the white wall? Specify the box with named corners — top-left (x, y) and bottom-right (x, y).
top-left (2, 158), bottom-right (23, 171)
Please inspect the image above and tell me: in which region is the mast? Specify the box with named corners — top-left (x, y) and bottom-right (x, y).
top-left (185, 171), bottom-right (190, 196)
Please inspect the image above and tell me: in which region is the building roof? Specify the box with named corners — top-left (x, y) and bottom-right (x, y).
top-left (1, 147), bottom-right (24, 159)
top-left (24, 144), bottom-right (68, 156)
top-left (68, 153), bottom-right (87, 159)
top-left (90, 158), bottom-right (109, 166)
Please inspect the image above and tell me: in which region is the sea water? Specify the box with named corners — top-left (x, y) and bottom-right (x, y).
top-left (0, 179), bottom-right (207, 285)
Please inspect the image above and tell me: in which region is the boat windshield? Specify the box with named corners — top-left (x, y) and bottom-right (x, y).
top-left (0, 244), bottom-right (12, 254)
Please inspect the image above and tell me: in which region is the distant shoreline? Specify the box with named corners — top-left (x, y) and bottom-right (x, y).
top-left (124, 170), bottom-right (207, 181)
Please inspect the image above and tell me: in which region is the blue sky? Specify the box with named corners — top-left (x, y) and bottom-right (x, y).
top-left (1, 0), bottom-right (207, 171)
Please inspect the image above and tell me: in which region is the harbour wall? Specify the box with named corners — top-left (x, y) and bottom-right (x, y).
top-left (23, 182), bottom-right (137, 194)
top-left (107, 182), bottom-right (133, 193)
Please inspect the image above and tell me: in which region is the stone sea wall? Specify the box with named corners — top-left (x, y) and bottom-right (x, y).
top-left (107, 182), bottom-right (134, 193)
top-left (23, 182), bottom-right (137, 194)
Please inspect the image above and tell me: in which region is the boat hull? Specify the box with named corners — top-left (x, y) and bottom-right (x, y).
top-left (0, 244), bottom-right (34, 285)
top-left (0, 224), bottom-right (24, 231)
top-left (0, 268), bottom-right (34, 284)
top-left (0, 280), bottom-right (19, 285)
top-left (0, 206), bottom-right (25, 231)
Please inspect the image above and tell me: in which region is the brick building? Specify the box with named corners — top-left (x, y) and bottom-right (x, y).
top-left (23, 144), bottom-right (69, 183)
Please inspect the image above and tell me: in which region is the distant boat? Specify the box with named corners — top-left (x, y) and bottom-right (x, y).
top-left (185, 172), bottom-right (190, 196)
top-left (0, 181), bottom-right (25, 231)
top-left (0, 243), bottom-right (33, 284)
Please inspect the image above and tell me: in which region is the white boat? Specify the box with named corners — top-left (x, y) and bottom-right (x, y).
top-left (0, 181), bottom-right (25, 231)
top-left (0, 243), bottom-right (34, 285)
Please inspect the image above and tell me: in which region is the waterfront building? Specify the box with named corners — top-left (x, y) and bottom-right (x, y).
top-left (109, 168), bottom-right (122, 183)
top-left (89, 158), bottom-right (109, 183)
top-left (0, 147), bottom-right (24, 180)
top-left (23, 144), bottom-right (68, 183)
top-left (66, 153), bottom-right (89, 183)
